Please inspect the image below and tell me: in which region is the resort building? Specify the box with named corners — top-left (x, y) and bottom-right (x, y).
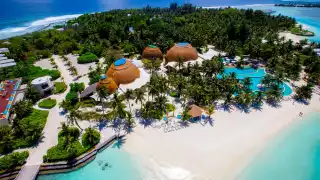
top-left (0, 48), bottom-right (17, 68)
top-left (314, 48), bottom-right (320, 56)
top-left (165, 42), bottom-right (198, 63)
top-left (81, 58), bottom-right (142, 98)
top-left (107, 58), bottom-right (140, 85)
top-left (142, 45), bottom-right (163, 60)
top-left (31, 76), bottom-right (54, 96)
top-left (188, 104), bottom-right (205, 119)
top-left (0, 78), bottom-right (22, 125)
top-left (97, 75), bottom-right (118, 93)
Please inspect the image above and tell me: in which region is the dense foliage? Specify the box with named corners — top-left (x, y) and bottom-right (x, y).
top-left (77, 52), bottom-right (98, 64)
top-left (0, 151), bottom-right (29, 171)
top-left (44, 124), bottom-right (93, 162)
top-left (81, 127), bottom-right (101, 148)
top-left (0, 106), bottom-right (48, 154)
top-left (54, 82), bottom-right (67, 94)
top-left (38, 98), bottom-right (57, 109)
top-left (0, 62), bottom-right (60, 83)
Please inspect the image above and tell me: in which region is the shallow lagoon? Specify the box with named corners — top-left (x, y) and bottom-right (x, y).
top-left (239, 112), bottom-right (320, 180)
top-left (37, 141), bottom-right (142, 180)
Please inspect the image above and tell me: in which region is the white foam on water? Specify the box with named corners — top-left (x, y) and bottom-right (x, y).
top-left (30, 14), bottom-right (82, 26)
top-left (0, 14), bottom-right (82, 39)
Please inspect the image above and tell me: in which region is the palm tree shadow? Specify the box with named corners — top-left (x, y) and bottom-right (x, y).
top-left (139, 119), bottom-right (154, 128)
top-left (179, 121), bottom-right (190, 128)
top-left (123, 124), bottom-right (134, 134)
top-left (221, 104), bottom-right (232, 112)
top-left (97, 120), bottom-right (108, 131)
top-left (266, 100), bottom-right (281, 108)
top-left (293, 97), bottom-right (310, 105)
top-left (110, 119), bottom-right (124, 131)
top-left (112, 136), bottom-right (126, 149)
top-left (234, 103), bottom-right (250, 114)
top-left (251, 103), bottom-right (263, 111)
top-left (207, 118), bottom-right (214, 126)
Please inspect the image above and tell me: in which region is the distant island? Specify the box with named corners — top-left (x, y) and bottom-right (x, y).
top-left (275, 3), bottom-right (320, 8)
top-left (291, 24), bottom-right (315, 37)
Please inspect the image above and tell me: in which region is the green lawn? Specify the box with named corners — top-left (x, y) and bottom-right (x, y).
top-left (54, 82), bottom-right (67, 94)
top-left (38, 98), bottom-right (57, 109)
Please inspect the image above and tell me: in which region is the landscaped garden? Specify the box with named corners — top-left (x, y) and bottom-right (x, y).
top-left (43, 124), bottom-right (100, 162)
top-left (54, 82), bottom-right (67, 94)
top-left (38, 98), bottom-right (57, 109)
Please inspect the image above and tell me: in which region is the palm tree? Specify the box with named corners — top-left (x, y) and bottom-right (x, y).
top-left (155, 95), bottom-right (168, 113)
top-left (124, 89), bottom-right (134, 113)
top-left (134, 88), bottom-right (145, 109)
top-left (207, 104), bottom-right (215, 120)
top-left (59, 99), bottom-right (72, 112)
top-left (124, 112), bottom-right (135, 133)
top-left (66, 108), bottom-right (83, 130)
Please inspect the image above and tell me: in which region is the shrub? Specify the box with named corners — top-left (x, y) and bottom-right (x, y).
top-left (77, 52), bottom-right (98, 64)
top-left (66, 91), bottom-right (78, 105)
top-left (82, 128), bottom-right (101, 148)
top-left (70, 82), bottom-right (85, 92)
top-left (38, 98), bottom-right (57, 109)
top-left (54, 82), bottom-right (67, 94)
top-left (0, 151), bottom-right (29, 171)
top-left (169, 91), bottom-right (179, 97)
top-left (44, 125), bottom-right (89, 163)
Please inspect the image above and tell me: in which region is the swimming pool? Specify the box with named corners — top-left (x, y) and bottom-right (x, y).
top-left (223, 67), bottom-right (292, 96)
top-left (37, 141), bottom-right (142, 180)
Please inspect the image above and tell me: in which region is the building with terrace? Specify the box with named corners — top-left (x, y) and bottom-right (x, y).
top-left (0, 78), bottom-right (22, 125)
top-left (31, 76), bottom-right (54, 96)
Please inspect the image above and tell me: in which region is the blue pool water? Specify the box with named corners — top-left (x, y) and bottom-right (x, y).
top-left (239, 112), bottom-right (320, 180)
top-left (37, 142), bottom-right (142, 180)
top-left (223, 67), bottom-right (293, 96)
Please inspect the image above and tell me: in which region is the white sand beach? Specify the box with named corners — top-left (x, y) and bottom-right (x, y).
top-left (124, 92), bottom-right (320, 180)
top-left (279, 31), bottom-right (308, 43)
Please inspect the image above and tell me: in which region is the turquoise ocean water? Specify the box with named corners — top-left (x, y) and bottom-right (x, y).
top-left (37, 142), bottom-right (142, 180)
top-left (238, 112), bottom-right (320, 180)
top-left (236, 4), bottom-right (320, 42)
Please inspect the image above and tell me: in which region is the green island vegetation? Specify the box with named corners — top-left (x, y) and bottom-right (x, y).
top-left (275, 3), bottom-right (320, 8)
top-left (0, 151), bottom-right (29, 172)
top-left (78, 52), bottom-right (99, 64)
top-left (43, 124), bottom-right (100, 162)
top-left (38, 98), bottom-right (57, 109)
top-left (291, 25), bottom-right (315, 36)
top-left (0, 101), bottom-right (48, 154)
top-left (0, 3), bottom-right (319, 167)
top-left (54, 81), bottom-right (67, 94)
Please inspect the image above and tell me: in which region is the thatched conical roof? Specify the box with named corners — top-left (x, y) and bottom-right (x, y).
top-left (188, 105), bottom-right (203, 118)
top-left (142, 45), bottom-right (163, 60)
top-left (107, 58), bottom-right (140, 85)
top-left (97, 75), bottom-right (118, 93)
top-left (165, 43), bottom-right (198, 63)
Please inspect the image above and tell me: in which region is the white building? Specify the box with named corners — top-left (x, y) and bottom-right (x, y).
top-left (31, 76), bottom-right (54, 96)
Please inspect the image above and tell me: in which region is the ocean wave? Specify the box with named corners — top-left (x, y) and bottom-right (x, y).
top-left (0, 14), bottom-right (82, 40)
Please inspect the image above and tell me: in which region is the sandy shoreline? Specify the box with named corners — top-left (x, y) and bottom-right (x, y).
top-left (123, 92), bottom-right (320, 180)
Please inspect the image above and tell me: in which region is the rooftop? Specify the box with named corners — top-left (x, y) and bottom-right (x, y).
top-left (31, 76), bottom-right (52, 85)
top-left (0, 78), bottom-right (22, 121)
top-left (0, 48), bottom-right (9, 53)
top-left (177, 42), bottom-right (190, 47)
top-left (114, 58), bottom-right (127, 66)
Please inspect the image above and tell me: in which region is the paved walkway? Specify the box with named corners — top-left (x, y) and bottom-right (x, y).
top-left (15, 165), bottom-right (40, 180)
top-left (25, 56), bottom-right (75, 166)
